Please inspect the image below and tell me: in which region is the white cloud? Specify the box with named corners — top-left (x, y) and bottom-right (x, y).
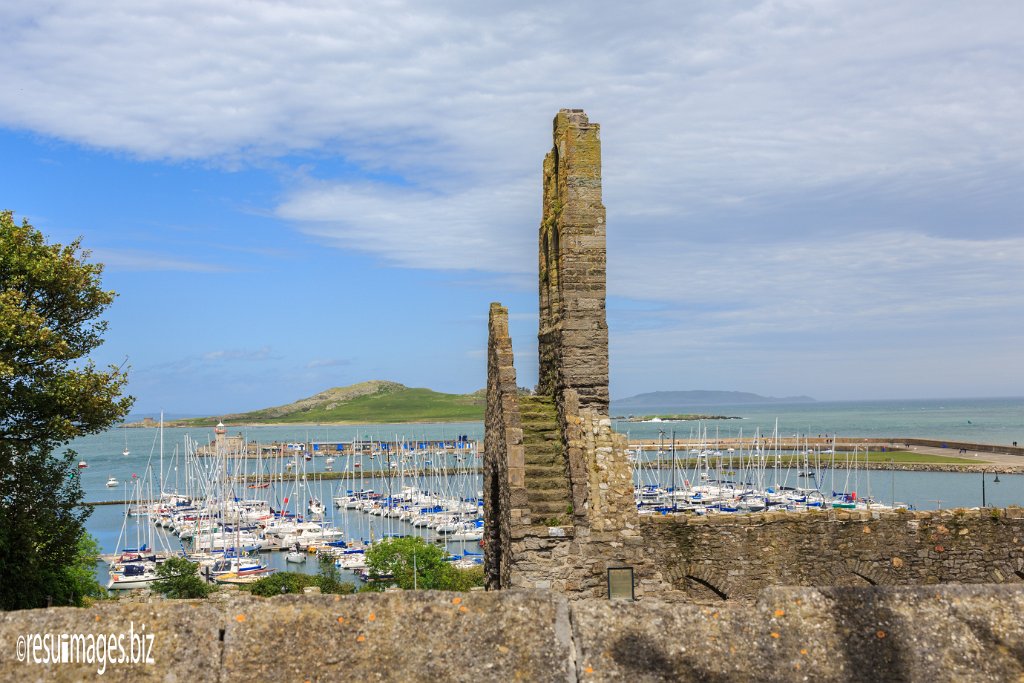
top-left (606, 230), bottom-right (1024, 398)
top-left (4, 0), bottom-right (1023, 412)
top-left (201, 347), bottom-right (275, 362)
top-left (612, 231), bottom-right (1024, 333)
top-left (90, 248), bottom-right (240, 273)
top-left (306, 358), bottom-right (352, 369)
top-left (275, 177), bottom-right (536, 272)
top-left (2, 1), bottom-right (1021, 272)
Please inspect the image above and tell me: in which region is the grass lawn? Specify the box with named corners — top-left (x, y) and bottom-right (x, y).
top-left (178, 387), bottom-right (484, 425)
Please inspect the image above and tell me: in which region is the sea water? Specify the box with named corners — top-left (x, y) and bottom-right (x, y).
top-left (66, 398), bottom-right (1024, 569)
top-left (73, 421), bottom-right (485, 581)
top-left (610, 396), bottom-right (1024, 445)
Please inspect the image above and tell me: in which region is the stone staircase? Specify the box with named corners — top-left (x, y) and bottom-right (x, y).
top-left (519, 395), bottom-right (572, 525)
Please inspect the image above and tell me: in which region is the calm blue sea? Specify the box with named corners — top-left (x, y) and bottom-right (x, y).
top-left (609, 396), bottom-right (1024, 445)
top-left (65, 398), bottom-right (1024, 566)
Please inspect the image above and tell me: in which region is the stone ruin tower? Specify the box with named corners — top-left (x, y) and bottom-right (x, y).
top-left (484, 110), bottom-right (655, 597)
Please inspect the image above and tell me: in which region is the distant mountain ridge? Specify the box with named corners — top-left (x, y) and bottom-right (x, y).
top-left (613, 390), bottom-right (815, 408)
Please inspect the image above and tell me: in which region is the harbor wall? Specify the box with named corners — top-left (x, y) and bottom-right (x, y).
top-left (902, 437), bottom-right (1024, 457)
top-left (3, 587), bottom-right (1024, 681)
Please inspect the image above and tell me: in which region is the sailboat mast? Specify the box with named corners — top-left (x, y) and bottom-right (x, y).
top-left (159, 410), bottom-right (164, 497)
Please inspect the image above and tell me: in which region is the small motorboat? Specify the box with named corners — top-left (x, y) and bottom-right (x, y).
top-left (78, 460), bottom-right (88, 469)
top-left (285, 551), bottom-right (306, 564)
top-left (106, 476), bottom-right (119, 487)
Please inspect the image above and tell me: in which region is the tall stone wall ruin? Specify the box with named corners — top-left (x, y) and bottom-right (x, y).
top-left (483, 303), bottom-right (524, 590)
top-left (483, 108), bottom-right (1024, 602)
top-left (537, 109), bottom-right (609, 414)
top-left (484, 109), bottom-right (658, 597)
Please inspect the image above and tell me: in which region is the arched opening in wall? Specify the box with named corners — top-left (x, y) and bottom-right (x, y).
top-left (685, 575), bottom-right (728, 601)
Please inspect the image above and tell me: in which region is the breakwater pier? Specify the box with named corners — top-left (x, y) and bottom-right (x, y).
top-left (195, 433), bottom-right (1024, 459)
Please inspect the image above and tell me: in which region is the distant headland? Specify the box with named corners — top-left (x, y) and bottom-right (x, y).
top-left (613, 389), bottom-right (815, 409)
top-left (137, 380), bottom-right (486, 426)
top-left (125, 384), bottom-right (815, 427)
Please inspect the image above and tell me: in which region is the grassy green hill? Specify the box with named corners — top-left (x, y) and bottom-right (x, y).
top-left (173, 380), bottom-right (484, 426)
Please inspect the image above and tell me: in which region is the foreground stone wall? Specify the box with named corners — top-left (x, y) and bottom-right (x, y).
top-left (640, 507), bottom-right (1024, 603)
top-left (3, 587), bottom-right (1023, 681)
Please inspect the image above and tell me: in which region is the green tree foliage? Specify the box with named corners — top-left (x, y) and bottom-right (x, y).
top-left (364, 536), bottom-right (483, 591)
top-left (315, 554), bottom-right (355, 594)
top-left (60, 533), bottom-right (107, 605)
top-left (450, 564), bottom-right (485, 591)
top-left (150, 557), bottom-right (213, 599)
top-left (0, 211), bottom-right (133, 610)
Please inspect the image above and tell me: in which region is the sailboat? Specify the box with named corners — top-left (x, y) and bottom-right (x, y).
top-left (122, 424), bottom-right (130, 456)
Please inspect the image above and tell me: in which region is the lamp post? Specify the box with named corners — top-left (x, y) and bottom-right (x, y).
top-left (890, 459), bottom-right (895, 509)
top-left (982, 470), bottom-right (1001, 507)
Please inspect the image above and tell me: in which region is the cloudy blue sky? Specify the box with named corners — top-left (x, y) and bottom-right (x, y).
top-left (3, 1), bottom-right (1022, 414)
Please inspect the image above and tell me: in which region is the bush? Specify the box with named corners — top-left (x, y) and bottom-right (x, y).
top-left (151, 557), bottom-right (213, 599)
top-left (242, 571), bottom-right (319, 597)
top-left (240, 562), bottom-right (357, 597)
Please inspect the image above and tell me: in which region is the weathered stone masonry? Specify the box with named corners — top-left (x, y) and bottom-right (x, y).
top-left (485, 110), bottom-right (672, 597)
top-left (484, 108), bottom-right (1024, 601)
top-left (4, 587), bottom-right (1024, 681)
top-left (537, 109), bottom-right (609, 415)
top-left (645, 507), bottom-right (1024, 602)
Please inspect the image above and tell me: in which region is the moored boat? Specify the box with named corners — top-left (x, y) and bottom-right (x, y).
top-left (107, 563), bottom-right (160, 591)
